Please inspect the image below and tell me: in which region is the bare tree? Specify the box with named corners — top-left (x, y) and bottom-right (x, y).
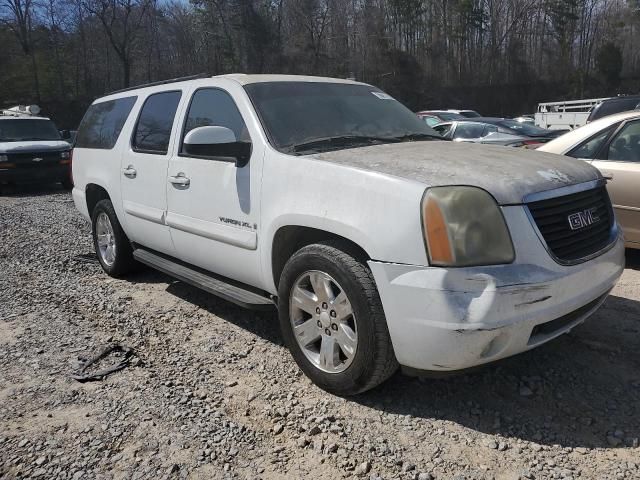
top-left (1, 0), bottom-right (41, 101)
top-left (83, 0), bottom-right (151, 87)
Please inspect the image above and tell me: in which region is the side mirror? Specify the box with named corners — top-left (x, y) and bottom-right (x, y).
top-left (60, 129), bottom-right (71, 140)
top-left (183, 126), bottom-right (251, 167)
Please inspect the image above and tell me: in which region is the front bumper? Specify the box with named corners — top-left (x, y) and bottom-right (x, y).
top-left (369, 205), bottom-right (625, 372)
top-left (0, 164), bottom-right (70, 184)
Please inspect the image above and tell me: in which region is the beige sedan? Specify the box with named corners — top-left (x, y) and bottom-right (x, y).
top-left (538, 111), bottom-right (640, 248)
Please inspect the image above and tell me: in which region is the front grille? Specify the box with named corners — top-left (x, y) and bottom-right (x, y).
top-left (527, 186), bottom-right (614, 263)
top-left (7, 150), bottom-right (65, 167)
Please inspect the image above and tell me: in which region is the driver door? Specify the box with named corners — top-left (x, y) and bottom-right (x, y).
top-left (165, 85), bottom-right (265, 286)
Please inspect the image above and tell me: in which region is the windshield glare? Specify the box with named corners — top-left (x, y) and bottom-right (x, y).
top-left (498, 119), bottom-right (549, 136)
top-left (0, 119), bottom-right (61, 142)
top-left (244, 82), bottom-right (438, 153)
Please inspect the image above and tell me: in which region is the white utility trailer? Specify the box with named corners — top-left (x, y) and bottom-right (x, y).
top-left (535, 97), bottom-right (609, 131)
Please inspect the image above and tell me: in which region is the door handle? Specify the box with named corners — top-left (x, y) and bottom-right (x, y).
top-left (122, 165), bottom-right (137, 178)
top-left (169, 173), bottom-right (190, 187)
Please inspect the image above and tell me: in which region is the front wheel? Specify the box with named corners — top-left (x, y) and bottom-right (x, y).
top-left (91, 199), bottom-right (136, 277)
top-left (278, 241), bottom-right (398, 395)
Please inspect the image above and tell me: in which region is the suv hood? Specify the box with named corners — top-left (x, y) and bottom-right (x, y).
top-left (309, 141), bottom-right (600, 205)
top-left (0, 140), bottom-right (70, 153)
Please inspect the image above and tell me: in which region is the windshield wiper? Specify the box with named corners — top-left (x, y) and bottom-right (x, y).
top-left (392, 133), bottom-right (444, 141)
top-left (287, 135), bottom-right (401, 153)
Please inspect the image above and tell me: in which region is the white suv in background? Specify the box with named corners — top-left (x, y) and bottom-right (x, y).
top-left (72, 74), bottom-right (624, 395)
top-left (0, 106), bottom-right (72, 191)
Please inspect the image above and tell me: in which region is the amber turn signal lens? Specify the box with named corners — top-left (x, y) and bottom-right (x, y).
top-left (423, 195), bottom-right (454, 265)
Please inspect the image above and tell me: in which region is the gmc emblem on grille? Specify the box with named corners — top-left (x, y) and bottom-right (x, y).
top-left (568, 207), bottom-right (599, 230)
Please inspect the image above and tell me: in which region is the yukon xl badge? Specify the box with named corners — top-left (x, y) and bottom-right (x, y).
top-left (32, 157), bottom-right (43, 162)
top-left (568, 207), bottom-right (599, 230)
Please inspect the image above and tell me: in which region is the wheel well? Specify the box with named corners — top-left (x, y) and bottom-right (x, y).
top-left (86, 184), bottom-right (110, 217)
top-left (271, 226), bottom-right (370, 288)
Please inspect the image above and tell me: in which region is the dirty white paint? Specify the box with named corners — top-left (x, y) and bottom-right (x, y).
top-left (312, 141), bottom-right (601, 204)
top-left (537, 168), bottom-right (572, 183)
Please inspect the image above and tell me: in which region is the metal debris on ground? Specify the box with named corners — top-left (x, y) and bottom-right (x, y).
top-left (70, 344), bottom-right (136, 382)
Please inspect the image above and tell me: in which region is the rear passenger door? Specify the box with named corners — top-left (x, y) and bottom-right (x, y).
top-left (592, 119), bottom-right (640, 245)
top-left (120, 90), bottom-right (183, 255)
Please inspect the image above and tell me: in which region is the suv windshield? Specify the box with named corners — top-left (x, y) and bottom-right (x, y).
top-left (0, 118), bottom-right (61, 142)
top-left (244, 82), bottom-right (439, 154)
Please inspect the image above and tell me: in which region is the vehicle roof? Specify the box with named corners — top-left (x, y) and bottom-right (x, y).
top-left (599, 95), bottom-right (640, 104)
top-left (221, 74), bottom-right (364, 86)
top-left (538, 110), bottom-right (640, 154)
top-left (464, 117), bottom-right (507, 123)
top-left (97, 74), bottom-right (368, 103)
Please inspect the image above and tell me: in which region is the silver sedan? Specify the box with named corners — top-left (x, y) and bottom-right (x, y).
top-left (432, 120), bottom-right (531, 147)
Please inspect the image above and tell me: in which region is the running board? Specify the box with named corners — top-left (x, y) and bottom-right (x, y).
top-left (133, 248), bottom-right (275, 310)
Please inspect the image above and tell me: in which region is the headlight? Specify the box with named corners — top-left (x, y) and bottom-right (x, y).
top-left (60, 151), bottom-right (71, 159)
top-left (422, 186), bottom-right (515, 267)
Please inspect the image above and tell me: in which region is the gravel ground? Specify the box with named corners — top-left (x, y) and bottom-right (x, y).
top-left (1, 186), bottom-right (639, 480)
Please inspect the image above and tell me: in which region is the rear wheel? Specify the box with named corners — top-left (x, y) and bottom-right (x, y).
top-left (278, 241), bottom-right (398, 395)
top-left (91, 199), bottom-right (136, 277)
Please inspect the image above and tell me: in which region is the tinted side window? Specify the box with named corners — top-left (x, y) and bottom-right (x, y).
top-left (181, 88), bottom-right (249, 152)
top-left (483, 125), bottom-right (498, 136)
top-left (604, 120), bottom-right (640, 162)
top-left (433, 124), bottom-right (451, 136)
top-left (133, 91), bottom-right (182, 154)
top-left (567, 127), bottom-right (614, 159)
top-left (76, 96), bottom-right (137, 149)
top-left (453, 123), bottom-right (485, 139)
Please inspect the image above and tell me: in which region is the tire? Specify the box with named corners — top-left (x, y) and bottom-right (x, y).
top-left (278, 241), bottom-right (398, 395)
top-left (91, 199), bottom-right (136, 277)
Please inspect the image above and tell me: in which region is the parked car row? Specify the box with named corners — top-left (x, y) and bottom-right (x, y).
top-left (426, 116), bottom-right (564, 147)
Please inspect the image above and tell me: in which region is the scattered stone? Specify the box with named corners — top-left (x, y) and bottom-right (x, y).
top-left (484, 440), bottom-right (498, 450)
top-left (355, 461), bottom-right (371, 476)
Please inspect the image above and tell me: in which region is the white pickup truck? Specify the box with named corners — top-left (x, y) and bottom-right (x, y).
top-left (72, 74), bottom-right (624, 395)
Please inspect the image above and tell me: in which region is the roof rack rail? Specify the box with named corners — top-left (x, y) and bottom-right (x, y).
top-left (107, 73), bottom-right (210, 95)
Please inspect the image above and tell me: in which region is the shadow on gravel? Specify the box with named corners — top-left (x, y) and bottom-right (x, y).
top-left (128, 270), bottom-right (282, 344)
top-left (353, 294), bottom-right (640, 450)
top-left (123, 268), bottom-right (639, 450)
top-left (0, 183), bottom-right (69, 197)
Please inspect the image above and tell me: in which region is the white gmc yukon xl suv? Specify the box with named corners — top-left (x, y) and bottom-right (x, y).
top-left (72, 74), bottom-right (624, 395)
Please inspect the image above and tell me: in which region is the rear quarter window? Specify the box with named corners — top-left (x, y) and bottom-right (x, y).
top-left (76, 96), bottom-right (137, 149)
